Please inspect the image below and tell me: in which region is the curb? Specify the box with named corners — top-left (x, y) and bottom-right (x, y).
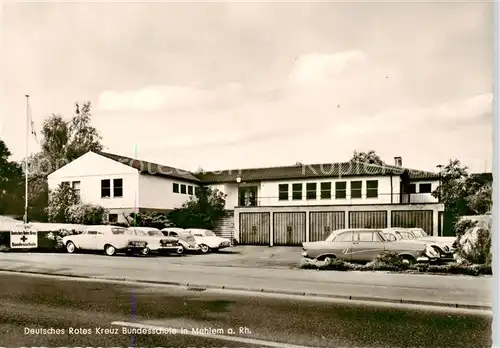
top-left (0, 268), bottom-right (492, 311)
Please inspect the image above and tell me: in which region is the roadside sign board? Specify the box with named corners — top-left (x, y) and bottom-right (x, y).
top-left (10, 227), bottom-right (38, 249)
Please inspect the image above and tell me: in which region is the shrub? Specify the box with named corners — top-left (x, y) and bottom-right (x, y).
top-left (46, 228), bottom-right (81, 250)
top-left (46, 184), bottom-right (79, 223)
top-left (66, 204), bottom-right (108, 225)
top-left (129, 212), bottom-right (173, 229)
top-left (454, 218), bottom-right (491, 265)
top-left (167, 187), bottom-right (226, 230)
top-left (321, 259), bottom-right (355, 271)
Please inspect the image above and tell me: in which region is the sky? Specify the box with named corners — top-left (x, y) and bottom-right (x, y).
top-left (0, 1), bottom-right (493, 174)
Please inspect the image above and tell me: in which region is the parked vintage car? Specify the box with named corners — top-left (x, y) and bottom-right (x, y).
top-left (128, 227), bottom-right (182, 255)
top-left (407, 228), bottom-right (456, 254)
top-left (302, 228), bottom-right (440, 264)
top-left (161, 227), bottom-right (201, 253)
top-left (381, 228), bottom-right (453, 261)
top-left (186, 228), bottom-right (231, 253)
top-left (61, 225), bottom-right (150, 256)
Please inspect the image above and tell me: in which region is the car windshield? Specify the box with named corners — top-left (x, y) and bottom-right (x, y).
top-left (396, 231), bottom-right (414, 240)
top-left (193, 230), bottom-right (214, 236)
top-left (412, 229), bottom-right (428, 238)
top-left (111, 227), bottom-right (128, 235)
top-left (384, 232), bottom-right (401, 241)
top-left (376, 231), bottom-right (386, 241)
top-left (325, 232), bottom-right (337, 242)
top-left (147, 230), bottom-right (163, 237)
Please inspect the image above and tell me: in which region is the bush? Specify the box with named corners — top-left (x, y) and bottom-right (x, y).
top-left (67, 204), bottom-right (108, 225)
top-left (372, 251), bottom-right (408, 268)
top-left (454, 218), bottom-right (491, 265)
top-left (45, 228), bottom-right (81, 250)
top-left (299, 251), bottom-right (492, 276)
top-left (46, 184), bottom-right (79, 223)
top-left (129, 212), bottom-right (173, 229)
top-left (0, 228), bottom-right (82, 252)
top-left (167, 187), bottom-right (226, 230)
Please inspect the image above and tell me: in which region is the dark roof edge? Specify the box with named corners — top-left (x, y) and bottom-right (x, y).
top-left (96, 151), bottom-right (200, 182)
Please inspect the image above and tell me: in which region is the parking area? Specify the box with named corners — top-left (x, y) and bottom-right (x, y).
top-left (165, 246), bottom-right (303, 269)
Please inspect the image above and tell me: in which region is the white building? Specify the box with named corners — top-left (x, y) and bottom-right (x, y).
top-left (47, 151), bottom-right (200, 223)
top-left (48, 151), bottom-right (445, 240)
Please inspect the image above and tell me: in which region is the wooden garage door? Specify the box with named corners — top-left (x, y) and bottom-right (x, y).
top-left (273, 212), bottom-right (306, 246)
top-left (391, 210), bottom-right (433, 235)
top-left (349, 211), bottom-right (387, 229)
top-left (239, 212), bottom-right (270, 245)
top-left (309, 211), bottom-right (345, 242)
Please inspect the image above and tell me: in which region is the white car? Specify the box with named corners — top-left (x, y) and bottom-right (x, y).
top-left (381, 228), bottom-right (442, 260)
top-left (161, 227), bottom-right (201, 253)
top-left (128, 227), bottom-right (182, 255)
top-left (186, 228), bottom-right (231, 253)
top-left (61, 225), bottom-right (149, 256)
top-left (408, 228), bottom-right (456, 254)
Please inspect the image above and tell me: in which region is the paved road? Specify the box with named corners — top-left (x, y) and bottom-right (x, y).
top-left (0, 272), bottom-right (492, 348)
top-left (0, 252), bottom-right (491, 308)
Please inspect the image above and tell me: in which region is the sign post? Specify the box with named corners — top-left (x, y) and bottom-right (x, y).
top-left (10, 226), bottom-right (38, 249)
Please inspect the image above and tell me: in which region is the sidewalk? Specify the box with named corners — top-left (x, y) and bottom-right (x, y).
top-left (0, 253), bottom-right (492, 310)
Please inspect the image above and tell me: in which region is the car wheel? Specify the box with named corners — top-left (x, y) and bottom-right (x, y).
top-left (140, 247), bottom-right (150, 256)
top-left (176, 246), bottom-right (185, 255)
top-left (323, 256), bottom-right (333, 264)
top-left (105, 245), bottom-right (116, 256)
top-left (400, 255), bottom-right (416, 265)
top-left (66, 241), bottom-right (76, 254)
top-left (200, 244), bottom-right (210, 253)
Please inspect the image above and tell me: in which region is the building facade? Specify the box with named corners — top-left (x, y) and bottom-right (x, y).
top-left (48, 151), bottom-right (445, 240)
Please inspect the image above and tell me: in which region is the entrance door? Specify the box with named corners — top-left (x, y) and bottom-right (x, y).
top-left (238, 186), bottom-right (258, 206)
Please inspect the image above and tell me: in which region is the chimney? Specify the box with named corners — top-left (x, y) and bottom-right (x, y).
top-left (394, 156), bottom-right (402, 167)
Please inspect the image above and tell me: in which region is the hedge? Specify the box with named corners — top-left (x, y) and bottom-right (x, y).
top-left (0, 229), bottom-right (78, 253)
top-left (299, 258), bottom-right (492, 276)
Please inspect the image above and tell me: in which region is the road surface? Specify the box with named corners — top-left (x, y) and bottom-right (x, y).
top-left (0, 252), bottom-right (492, 308)
top-left (0, 272), bottom-right (492, 348)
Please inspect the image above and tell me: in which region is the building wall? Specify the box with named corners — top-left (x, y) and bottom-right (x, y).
top-left (47, 151), bottom-right (140, 210)
top-left (234, 203), bottom-right (445, 246)
top-left (138, 174), bottom-right (197, 210)
top-left (209, 176), bottom-right (439, 208)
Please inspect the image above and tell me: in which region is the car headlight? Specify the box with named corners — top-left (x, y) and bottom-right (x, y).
top-left (425, 245), bottom-right (439, 258)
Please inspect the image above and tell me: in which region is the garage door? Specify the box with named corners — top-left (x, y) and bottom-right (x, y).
top-left (391, 210), bottom-right (433, 235)
top-left (349, 211), bottom-right (387, 229)
top-left (309, 211), bottom-right (345, 242)
top-left (273, 212), bottom-right (306, 246)
top-left (239, 212), bottom-right (270, 245)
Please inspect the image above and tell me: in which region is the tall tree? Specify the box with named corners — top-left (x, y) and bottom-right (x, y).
top-left (0, 139), bottom-right (24, 215)
top-left (350, 150), bottom-right (385, 165)
top-left (433, 159), bottom-right (492, 234)
top-left (19, 101), bottom-right (104, 221)
top-left (66, 102), bottom-right (103, 162)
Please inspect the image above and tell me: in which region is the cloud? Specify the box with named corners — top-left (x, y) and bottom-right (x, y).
top-left (94, 49), bottom-right (491, 173)
top-left (287, 50), bottom-right (367, 86)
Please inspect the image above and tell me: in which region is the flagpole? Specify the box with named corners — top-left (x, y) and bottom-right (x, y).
top-left (24, 94), bottom-right (30, 224)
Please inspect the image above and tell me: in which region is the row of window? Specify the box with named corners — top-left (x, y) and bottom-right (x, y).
top-left (403, 183), bottom-right (432, 194)
top-left (278, 180), bottom-right (379, 200)
top-left (101, 178), bottom-right (123, 198)
top-left (277, 181), bottom-right (433, 200)
top-left (172, 182), bottom-right (199, 196)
